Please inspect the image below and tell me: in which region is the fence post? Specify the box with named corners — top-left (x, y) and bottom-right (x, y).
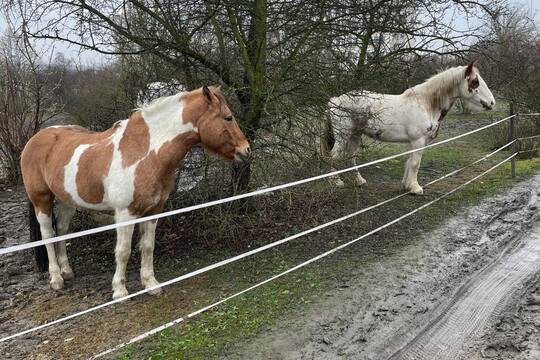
top-left (509, 103), bottom-right (516, 178)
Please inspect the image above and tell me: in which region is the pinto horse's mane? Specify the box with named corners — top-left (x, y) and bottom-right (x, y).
top-left (404, 66), bottom-right (470, 113)
top-left (133, 92), bottom-right (185, 116)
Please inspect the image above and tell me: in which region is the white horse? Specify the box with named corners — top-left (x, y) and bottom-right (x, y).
top-left (321, 62), bottom-right (496, 194)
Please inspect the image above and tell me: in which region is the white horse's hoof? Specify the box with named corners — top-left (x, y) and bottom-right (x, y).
top-left (331, 177), bottom-right (345, 187)
top-left (143, 279), bottom-right (162, 295)
top-left (50, 276), bottom-right (64, 290)
top-left (409, 185), bottom-right (424, 195)
top-left (112, 287), bottom-right (129, 300)
top-left (147, 285), bottom-right (162, 296)
top-left (355, 176), bottom-right (367, 187)
top-left (61, 269), bottom-right (74, 281)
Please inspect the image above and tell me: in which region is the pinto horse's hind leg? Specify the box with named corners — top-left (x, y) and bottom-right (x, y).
top-left (402, 138), bottom-right (426, 195)
top-left (139, 220), bottom-right (161, 295)
top-left (55, 202), bottom-right (76, 280)
top-left (34, 207), bottom-right (64, 290)
top-left (112, 209), bottom-right (135, 299)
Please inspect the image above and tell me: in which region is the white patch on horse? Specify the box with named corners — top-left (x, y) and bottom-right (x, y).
top-left (141, 93), bottom-right (198, 153)
top-left (104, 119), bottom-right (138, 210)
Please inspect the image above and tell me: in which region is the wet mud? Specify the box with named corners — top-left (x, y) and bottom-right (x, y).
top-left (226, 174), bottom-right (540, 360)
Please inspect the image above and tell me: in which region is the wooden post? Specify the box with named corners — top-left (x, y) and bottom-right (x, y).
top-left (509, 103), bottom-right (516, 178)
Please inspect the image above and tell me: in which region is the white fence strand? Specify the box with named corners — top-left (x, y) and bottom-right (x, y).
top-left (0, 140), bottom-right (515, 345)
top-left (517, 134), bottom-right (540, 142)
top-left (0, 115), bottom-right (515, 255)
top-left (91, 153), bottom-right (517, 359)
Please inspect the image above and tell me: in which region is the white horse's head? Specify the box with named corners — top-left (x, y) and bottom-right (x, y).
top-left (458, 62), bottom-right (496, 112)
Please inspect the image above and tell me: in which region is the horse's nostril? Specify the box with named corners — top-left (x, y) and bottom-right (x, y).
top-left (246, 147), bottom-right (252, 155)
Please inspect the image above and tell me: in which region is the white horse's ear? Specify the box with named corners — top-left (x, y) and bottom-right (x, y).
top-left (465, 61), bottom-right (477, 78)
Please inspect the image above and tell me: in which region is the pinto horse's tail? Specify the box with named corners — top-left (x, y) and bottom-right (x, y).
top-left (319, 108), bottom-right (335, 158)
top-left (28, 202), bottom-right (49, 272)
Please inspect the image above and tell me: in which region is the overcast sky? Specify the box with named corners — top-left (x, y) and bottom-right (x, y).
top-left (1, 0), bottom-right (540, 67)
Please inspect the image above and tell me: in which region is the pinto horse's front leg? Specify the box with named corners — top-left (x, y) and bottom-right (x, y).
top-left (402, 138), bottom-right (425, 195)
top-left (112, 210), bottom-right (135, 299)
top-left (139, 220), bottom-right (161, 295)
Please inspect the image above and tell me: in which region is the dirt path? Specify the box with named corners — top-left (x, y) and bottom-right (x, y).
top-left (225, 174), bottom-right (540, 360)
top-left (391, 224), bottom-right (540, 359)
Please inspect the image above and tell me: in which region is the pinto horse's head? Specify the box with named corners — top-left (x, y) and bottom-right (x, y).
top-left (186, 85), bottom-right (251, 162)
top-left (459, 61), bottom-right (496, 112)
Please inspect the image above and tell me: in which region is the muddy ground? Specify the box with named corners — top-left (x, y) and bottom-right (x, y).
top-left (224, 174), bottom-right (540, 360)
top-left (2, 173), bottom-right (538, 359)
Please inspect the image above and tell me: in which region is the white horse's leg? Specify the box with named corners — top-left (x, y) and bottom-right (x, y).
top-left (349, 133), bottom-right (367, 186)
top-left (36, 211), bottom-right (64, 290)
top-left (112, 209), bottom-right (135, 299)
top-left (402, 138), bottom-right (426, 195)
top-left (329, 142), bottom-right (346, 187)
top-left (138, 220), bottom-right (161, 295)
top-left (352, 158), bottom-right (367, 186)
top-left (55, 202), bottom-right (76, 280)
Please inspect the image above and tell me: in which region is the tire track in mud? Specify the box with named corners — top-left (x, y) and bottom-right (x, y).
top-left (390, 192), bottom-right (540, 360)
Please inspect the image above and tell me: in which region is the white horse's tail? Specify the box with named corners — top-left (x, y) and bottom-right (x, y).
top-left (319, 109), bottom-right (335, 158)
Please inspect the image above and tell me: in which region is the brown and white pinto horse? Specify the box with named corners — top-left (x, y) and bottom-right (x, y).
top-left (21, 85), bottom-right (250, 299)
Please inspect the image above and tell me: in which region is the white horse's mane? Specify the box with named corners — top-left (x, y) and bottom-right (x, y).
top-left (405, 66), bottom-right (468, 112)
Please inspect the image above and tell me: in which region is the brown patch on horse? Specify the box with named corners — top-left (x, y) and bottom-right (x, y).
top-left (21, 125), bottom-right (117, 210)
top-left (432, 108), bottom-right (450, 139)
top-left (181, 86), bottom-right (231, 126)
top-left (468, 77), bottom-right (480, 92)
top-left (76, 143), bottom-right (114, 204)
top-left (119, 112), bottom-right (150, 167)
top-left (438, 108), bottom-right (448, 122)
top-left (128, 132), bottom-right (200, 216)
top-left (181, 90), bottom-right (209, 126)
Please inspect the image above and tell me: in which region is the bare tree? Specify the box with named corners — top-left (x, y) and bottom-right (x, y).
top-left (0, 24), bottom-right (59, 184)
top-left (1, 0), bottom-right (505, 189)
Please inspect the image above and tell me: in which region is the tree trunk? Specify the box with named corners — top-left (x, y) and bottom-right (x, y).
top-left (230, 0), bottom-right (267, 194)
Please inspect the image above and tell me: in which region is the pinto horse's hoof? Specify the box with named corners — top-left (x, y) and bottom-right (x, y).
top-left (61, 269), bottom-right (75, 281)
top-left (112, 287), bottom-right (129, 300)
top-left (50, 277), bottom-right (64, 290)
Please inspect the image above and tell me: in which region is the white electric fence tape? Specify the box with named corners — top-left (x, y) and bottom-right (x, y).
top-left (0, 140), bottom-right (515, 344)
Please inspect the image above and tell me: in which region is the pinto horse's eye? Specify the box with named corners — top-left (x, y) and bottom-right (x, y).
top-left (224, 115), bottom-right (233, 122)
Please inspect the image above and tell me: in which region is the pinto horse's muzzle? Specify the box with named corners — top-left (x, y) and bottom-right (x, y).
top-left (234, 146), bottom-right (252, 163)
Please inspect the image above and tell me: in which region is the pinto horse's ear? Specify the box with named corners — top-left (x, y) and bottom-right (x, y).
top-left (465, 61), bottom-right (477, 78)
top-left (203, 85), bottom-right (212, 102)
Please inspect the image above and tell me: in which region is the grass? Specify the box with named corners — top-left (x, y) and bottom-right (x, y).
top-left (113, 113), bottom-right (540, 360)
